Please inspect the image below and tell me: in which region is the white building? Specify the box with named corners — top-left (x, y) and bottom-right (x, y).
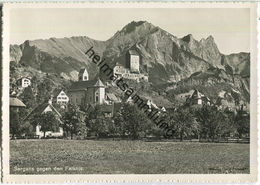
top-left (53, 90), bottom-right (69, 108)
top-left (186, 89), bottom-right (211, 106)
top-left (114, 65), bottom-right (129, 75)
top-left (17, 77), bottom-right (31, 88)
top-left (78, 68), bottom-right (89, 81)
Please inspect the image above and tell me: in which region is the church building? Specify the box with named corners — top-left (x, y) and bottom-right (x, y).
top-left (68, 68), bottom-right (106, 107)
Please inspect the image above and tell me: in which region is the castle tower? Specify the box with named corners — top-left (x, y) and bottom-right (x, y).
top-left (126, 49), bottom-right (140, 73)
top-left (78, 68), bottom-right (89, 81)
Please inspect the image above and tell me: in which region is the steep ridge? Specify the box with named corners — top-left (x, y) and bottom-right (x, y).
top-left (10, 21), bottom-right (250, 104)
top-left (221, 52), bottom-right (250, 77)
top-left (11, 37), bottom-right (106, 80)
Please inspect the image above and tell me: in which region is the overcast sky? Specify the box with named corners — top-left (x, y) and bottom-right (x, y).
top-left (10, 8), bottom-right (250, 54)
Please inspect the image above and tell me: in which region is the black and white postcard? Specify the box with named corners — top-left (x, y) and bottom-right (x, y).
top-left (1, 2), bottom-right (258, 183)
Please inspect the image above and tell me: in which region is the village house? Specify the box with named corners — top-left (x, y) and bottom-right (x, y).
top-left (161, 107), bottom-right (166, 112)
top-left (214, 91), bottom-right (239, 111)
top-left (25, 99), bottom-right (63, 138)
top-left (145, 98), bottom-right (175, 114)
top-left (68, 68), bottom-right (106, 107)
top-left (238, 100), bottom-right (249, 112)
top-left (113, 49), bottom-right (148, 82)
top-left (53, 89), bottom-right (69, 108)
top-left (17, 77), bottom-right (31, 88)
top-left (215, 97), bottom-right (236, 111)
top-left (185, 89), bottom-right (211, 106)
top-left (106, 93), bottom-right (121, 104)
top-left (147, 99), bottom-right (159, 109)
top-left (10, 96), bottom-right (26, 112)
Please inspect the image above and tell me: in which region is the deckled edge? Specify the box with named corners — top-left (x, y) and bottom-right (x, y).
top-left (0, 3), bottom-right (3, 184)
top-left (0, 1), bottom-right (259, 184)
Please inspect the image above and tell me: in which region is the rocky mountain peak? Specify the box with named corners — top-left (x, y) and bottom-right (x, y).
top-left (116, 21), bottom-right (157, 36)
top-left (201, 35), bottom-right (217, 47)
top-left (206, 35), bottom-right (214, 41)
top-left (182, 34), bottom-right (194, 43)
top-left (122, 21), bottom-right (147, 32)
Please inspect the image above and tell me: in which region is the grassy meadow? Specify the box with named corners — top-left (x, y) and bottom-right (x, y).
top-left (10, 139), bottom-right (249, 174)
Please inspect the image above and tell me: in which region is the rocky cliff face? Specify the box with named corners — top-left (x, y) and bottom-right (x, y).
top-left (11, 37), bottom-right (106, 81)
top-left (10, 21), bottom-right (250, 104)
top-left (10, 44), bottom-right (23, 63)
top-left (221, 52), bottom-right (250, 77)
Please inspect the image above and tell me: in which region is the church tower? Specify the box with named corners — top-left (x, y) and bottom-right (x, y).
top-left (93, 78), bottom-right (105, 104)
top-left (78, 68), bottom-right (89, 81)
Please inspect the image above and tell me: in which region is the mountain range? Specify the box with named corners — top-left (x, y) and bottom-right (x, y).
top-left (10, 21), bottom-right (250, 106)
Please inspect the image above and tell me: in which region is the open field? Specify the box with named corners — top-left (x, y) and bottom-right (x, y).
top-left (10, 139), bottom-right (249, 174)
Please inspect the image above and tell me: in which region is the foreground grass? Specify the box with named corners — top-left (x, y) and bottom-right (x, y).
top-left (10, 139), bottom-right (249, 174)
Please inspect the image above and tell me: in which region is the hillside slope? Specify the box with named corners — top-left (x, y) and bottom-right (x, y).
top-left (10, 21), bottom-right (250, 106)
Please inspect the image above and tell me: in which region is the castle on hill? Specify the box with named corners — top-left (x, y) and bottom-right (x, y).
top-left (113, 49), bottom-right (148, 82)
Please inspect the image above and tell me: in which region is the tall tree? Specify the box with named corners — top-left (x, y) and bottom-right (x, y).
top-left (36, 79), bottom-right (54, 103)
top-left (107, 119), bottom-right (119, 139)
top-left (10, 109), bottom-right (21, 138)
top-left (62, 104), bottom-right (85, 139)
top-left (235, 108), bottom-right (250, 138)
top-left (195, 105), bottom-right (230, 141)
top-left (19, 86), bottom-right (36, 120)
top-left (169, 107), bottom-right (197, 141)
top-left (86, 106), bottom-right (118, 138)
top-left (20, 87), bottom-right (35, 107)
top-left (113, 110), bottom-right (126, 137)
top-left (88, 117), bottom-right (109, 138)
top-left (33, 111), bottom-right (60, 138)
top-left (20, 121), bottom-right (34, 137)
top-left (120, 104), bottom-right (152, 139)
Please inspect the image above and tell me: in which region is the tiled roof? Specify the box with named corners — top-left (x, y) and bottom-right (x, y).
top-left (79, 68), bottom-right (87, 75)
top-left (106, 93), bottom-right (119, 101)
top-left (128, 49), bottom-right (139, 55)
top-left (190, 89), bottom-right (204, 99)
top-left (69, 80), bottom-right (95, 90)
top-left (10, 97), bottom-right (26, 107)
top-left (17, 77), bottom-right (31, 81)
top-left (25, 102), bottom-right (62, 121)
top-left (94, 79), bottom-right (105, 87)
top-left (114, 63), bottom-right (124, 67)
top-left (16, 77), bottom-right (31, 84)
top-left (52, 89), bottom-right (65, 98)
top-left (69, 79), bottom-right (105, 91)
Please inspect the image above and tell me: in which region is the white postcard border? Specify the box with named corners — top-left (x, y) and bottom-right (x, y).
top-left (1, 2), bottom-right (258, 183)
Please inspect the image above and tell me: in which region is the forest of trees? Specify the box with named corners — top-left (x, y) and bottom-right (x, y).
top-left (10, 100), bottom-right (250, 141)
